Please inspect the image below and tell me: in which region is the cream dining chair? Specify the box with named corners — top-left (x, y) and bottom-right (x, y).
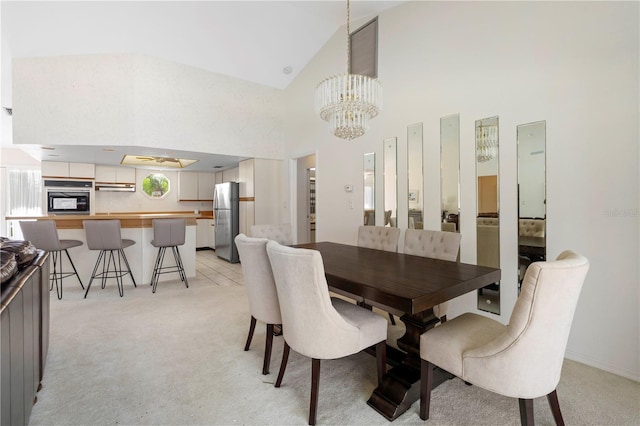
top-left (404, 229), bottom-right (461, 323)
top-left (357, 225), bottom-right (401, 323)
top-left (266, 240), bottom-right (387, 425)
top-left (419, 250), bottom-right (589, 425)
top-left (249, 224), bottom-right (293, 245)
top-left (235, 233), bottom-right (282, 375)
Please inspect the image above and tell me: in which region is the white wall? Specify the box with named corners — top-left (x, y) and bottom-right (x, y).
top-left (283, 1), bottom-right (639, 380)
top-left (12, 54), bottom-right (285, 160)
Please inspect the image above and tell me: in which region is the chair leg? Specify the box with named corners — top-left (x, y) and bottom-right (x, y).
top-left (151, 246), bottom-right (164, 292)
top-left (518, 398), bottom-right (534, 426)
top-left (85, 249), bottom-right (105, 299)
top-left (263, 324), bottom-right (274, 375)
top-left (547, 390), bottom-right (565, 426)
top-left (119, 249), bottom-right (137, 287)
top-left (420, 359), bottom-right (434, 420)
top-left (388, 313), bottom-right (396, 325)
top-left (275, 341), bottom-right (290, 388)
top-left (63, 249), bottom-right (84, 289)
top-left (173, 246), bottom-right (189, 288)
top-left (51, 250), bottom-right (62, 300)
top-left (244, 316), bottom-right (257, 351)
top-left (375, 341), bottom-right (386, 384)
top-left (309, 358), bottom-right (321, 425)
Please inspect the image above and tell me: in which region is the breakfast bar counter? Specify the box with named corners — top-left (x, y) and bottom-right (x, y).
top-left (8, 213), bottom-right (201, 291)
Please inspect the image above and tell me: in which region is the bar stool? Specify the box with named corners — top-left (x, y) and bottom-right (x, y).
top-left (19, 220), bottom-right (84, 299)
top-left (83, 220), bottom-right (137, 298)
top-left (150, 218), bottom-right (188, 293)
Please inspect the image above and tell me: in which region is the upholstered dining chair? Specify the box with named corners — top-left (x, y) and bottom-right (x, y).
top-left (357, 225), bottom-right (401, 323)
top-left (419, 250), bottom-right (589, 426)
top-left (150, 219), bottom-right (188, 293)
top-left (83, 220), bottom-right (137, 298)
top-left (235, 233), bottom-right (282, 375)
top-left (249, 224), bottom-right (293, 245)
top-left (19, 220), bottom-right (84, 299)
top-left (404, 229), bottom-right (461, 323)
top-left (266, 240), bottom-right (388, 426)
top-left (357, 225), bottom-right (400, 252)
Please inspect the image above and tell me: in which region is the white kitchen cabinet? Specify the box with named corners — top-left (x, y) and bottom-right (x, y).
top-left (215, 172), bottom-right (223, 184)
top-left (197, 172), bottom-right (215, 200)
top-left (95, 165), bottom-right (136, 183)
top-left (42, 161), bottom-right (69, 177)
top-left (179, 172), bottom-right (214, 201)
top-left (42, 161), bottom-right (95, 178)
top-left (196, 219), bottom-right (209, 248)
top-left (178, 172), bottom-right (198, 200)
top-left (208, 222), bottom-right (216, 249)
top-left (238, 158), bottom-right (280, 234)
top-left (238, 159), bottom-right (255, 198)
top-left (222, 167), bottom-right (238, 183)
top-left (69, 162), bottom-right (95, 178)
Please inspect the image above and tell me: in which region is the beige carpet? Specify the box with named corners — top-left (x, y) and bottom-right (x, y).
top-left (28, 252), bottom-right (640, 426)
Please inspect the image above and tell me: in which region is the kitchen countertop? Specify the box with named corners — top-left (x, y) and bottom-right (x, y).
top-left (7, 212), bottom-right (201, 229)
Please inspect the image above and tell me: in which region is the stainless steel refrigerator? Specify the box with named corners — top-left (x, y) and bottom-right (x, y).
top-left (213, 182), bottom-right (240, 263)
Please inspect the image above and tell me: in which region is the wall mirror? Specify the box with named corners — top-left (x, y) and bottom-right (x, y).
top-left (475, 116), bottom-right (500, 315)
top-left (142, 173), bottom-right (170, 199)
top-left (440, 114), bottom-right (460, 233)
top-left (407, 123), bottom-right (423, 229)
top-left (517, 121), bottom-right (546, 293)
top-left (384, 138), bottom-right (397, 227)
top-left (363, 152), bottom-right (376, 226)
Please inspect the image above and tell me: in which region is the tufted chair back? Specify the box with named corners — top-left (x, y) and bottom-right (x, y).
top-left (250, 224), bottom-right (293, 245)
top-left (404, 229), bottom-right (461, 262)
top-left (404, 229), bottom-right (461, 320)
top-left (519, 219), bottom-right (545, 237)
top-left (357, 226), bottom-right (401, 252)
top-left (477, 217), bottom-right (499, 226)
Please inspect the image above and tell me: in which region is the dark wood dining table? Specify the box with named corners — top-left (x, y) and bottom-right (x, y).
top-left (294, 242), bottom-right (501, 421)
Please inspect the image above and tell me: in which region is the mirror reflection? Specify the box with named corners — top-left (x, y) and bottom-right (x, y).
top-left (475, 116), bottom-right (500, 315)
top-left (440, 114), bottom-right (460, 233)
top-left (407, 123), bottom-right (423, 229)
top-left (517, 121), bottom-right (546, 293)
top-left (384, 138), bottom-right (397, 227)
top-left (364, 152), bottom-right (376, 226)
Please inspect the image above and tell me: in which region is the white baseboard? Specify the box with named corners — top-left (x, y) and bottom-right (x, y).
top-left (565, 350), bottom-right (640, 382)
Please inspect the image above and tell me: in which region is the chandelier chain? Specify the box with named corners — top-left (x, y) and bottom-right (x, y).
top-left (346, 0), bottom-right (351, 75)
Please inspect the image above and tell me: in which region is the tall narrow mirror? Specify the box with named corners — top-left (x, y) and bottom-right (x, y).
top-left (517, 121), bottom-right (546, 293)
top-left (384, 138), bottom-right (397, 227)
top-left (476, 116), bottom-right (500, 315)
top-left (363, 153), bottom-right (376, 226)
top-left (440, 114), bottom-right (460, 233)
top-left (407, 123), bottom-right (423, 229)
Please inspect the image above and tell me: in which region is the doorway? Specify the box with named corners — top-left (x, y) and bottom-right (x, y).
top-left (296, 154), bottom-right (316, 244)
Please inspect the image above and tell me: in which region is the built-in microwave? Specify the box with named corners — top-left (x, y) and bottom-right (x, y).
top-left (47, 190), bottom-right (91, 215)
top-left (44, 179), bottom-right (94, 215)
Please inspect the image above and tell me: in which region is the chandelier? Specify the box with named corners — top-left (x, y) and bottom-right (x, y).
top-left (476, 123), bottom-right (498, 163)
top-left (315, 0), bottom-right (382, 140)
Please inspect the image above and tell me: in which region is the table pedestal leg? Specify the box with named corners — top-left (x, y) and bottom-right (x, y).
top-left (367, 309), bottom-right (452, 421)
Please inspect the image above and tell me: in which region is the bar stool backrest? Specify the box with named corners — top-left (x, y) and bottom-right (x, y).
top-left (152, 219), bottom-right (186, 248)
top-left (20, 220), bottom-right (62, 252)
top-left (83, 220), bottom-right (125, 250)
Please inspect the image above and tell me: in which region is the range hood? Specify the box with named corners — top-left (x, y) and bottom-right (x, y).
top-left (94, 182), bottom-right (136, 192)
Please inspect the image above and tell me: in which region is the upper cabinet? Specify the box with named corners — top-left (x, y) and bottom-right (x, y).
top-left (238, 159), bottom-right (255, 198)
top-left (42, 161), bottom-right (95, 179)
top-left (222, 167), bottom-right (238, 183)
top-left (95, 165), bottom-right (136, 183)
top-left (178, 171), bottom-right (215, 201)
